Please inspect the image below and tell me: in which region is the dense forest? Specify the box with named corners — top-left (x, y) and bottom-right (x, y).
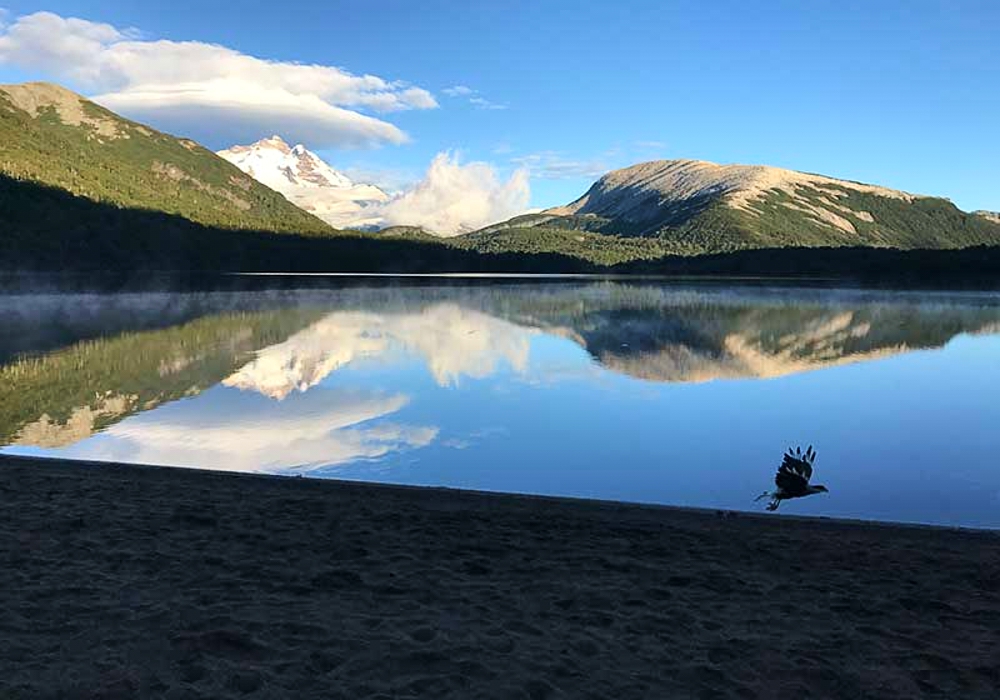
top-left (0, 175), bottom-right (588, 275)
top-left (3, 172), bottom-right (1000, 289)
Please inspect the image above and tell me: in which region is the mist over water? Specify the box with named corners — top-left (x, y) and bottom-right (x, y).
top-left (3, 280), bottom-right (1000, 528)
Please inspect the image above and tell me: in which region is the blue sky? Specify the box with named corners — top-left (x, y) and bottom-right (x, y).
top-left (0, 0), bottom-right (997, 212)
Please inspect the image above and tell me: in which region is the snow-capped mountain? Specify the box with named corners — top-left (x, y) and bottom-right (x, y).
top-left (217, 135), bottom-right (389, 229)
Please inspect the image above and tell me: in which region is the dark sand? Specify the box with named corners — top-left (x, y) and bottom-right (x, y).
top-left (2, 455), bottom-right (998, 699)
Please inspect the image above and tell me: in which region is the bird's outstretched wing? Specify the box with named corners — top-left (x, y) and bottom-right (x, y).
top-left (775, 445), bottom-right (816, 491)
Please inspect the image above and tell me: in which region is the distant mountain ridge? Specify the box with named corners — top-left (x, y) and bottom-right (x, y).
top-left (546, 159), bottom-right (919, 232)
top-left (217, 136), bottom-right (389, 229)
top-left (0, 82), bottom-right (332, 236)
top-left (464, 159), bottom-right (1000, 263)
top-left (2, 80), bottom-right (999, 278)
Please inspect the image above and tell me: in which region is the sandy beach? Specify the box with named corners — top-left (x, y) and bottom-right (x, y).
top-left (1, 455), bottom-right (998, 699)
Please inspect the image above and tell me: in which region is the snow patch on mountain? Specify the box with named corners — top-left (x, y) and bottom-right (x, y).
top-left (217, 135), bottom-right (389, 229)
top-left (219, 138), bottom-right (531, 235)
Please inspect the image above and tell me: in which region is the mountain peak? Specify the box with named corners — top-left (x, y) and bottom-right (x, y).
top-left (544, 158), bottom-right (920, 236)
top-left (254, 135), bottom-right (293, 153)
top-left (217, 137), bottom-right (389, 229)
top-left (0, 81), bottom-right (332, 237)
top-left (1, 81), bottom-right (79, 99)
top-left (0, 81), bottom-right (123, 139)
top-left (469, 156), bottom-right (1000, 259)
top-left (218, 137), bottom-right (356, 190)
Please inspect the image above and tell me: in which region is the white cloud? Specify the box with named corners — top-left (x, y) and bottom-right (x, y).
top-left (443, 85), bottom-right (474, 97)
top-left (510, 151), bottom-right (611, 180)
top-left (342, 165), bottom-right (421, 194)
top-left (469, 96), bottom-right (507, 111)
top-left (509, 143), bottom-right (669, 182)
top-left (0, 11), bottom-right (437, 148)
top-left (441, 84), bottom-right (507, 111)
top-left (374, 152), bottom-right (530, 235)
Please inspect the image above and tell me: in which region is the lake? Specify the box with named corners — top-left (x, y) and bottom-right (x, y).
top-left (2, 280), bottom-right (999, 528)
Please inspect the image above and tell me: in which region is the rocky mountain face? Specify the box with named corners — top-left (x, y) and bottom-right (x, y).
top-left (975, 210), bottom-right (1000, 224)
top-left (0, 82), bottom-right (332, 236)
top-left (217, 136), bottom-right (389, 229)
top-left (546, 159), bottom-right (917, 232)
top-left (468, 159), bottom-right (1000, 261)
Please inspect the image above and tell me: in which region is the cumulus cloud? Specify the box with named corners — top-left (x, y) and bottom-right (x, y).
top-left (0, 11), bottom-right (436, 148)
top-left (374, 152), bottom-right (530, 235)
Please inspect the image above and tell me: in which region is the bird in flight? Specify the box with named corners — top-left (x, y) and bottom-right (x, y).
top-left (755, 445), bottom-right (828, 511)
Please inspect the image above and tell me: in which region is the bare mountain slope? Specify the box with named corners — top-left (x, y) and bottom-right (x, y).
top-left (464, 159), bottom-right (1000, 261)
top-left (547, 159), bottom-right (915, 232)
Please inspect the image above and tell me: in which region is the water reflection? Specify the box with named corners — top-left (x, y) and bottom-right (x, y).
top-left (2, 282), bottom-right (999, 526)
top-left (1, 307), bottom-right (325, 447)
top-left (223, 305), bottom-right (535, 398)
top-left (86, 389), bottom-right (437, 473)
top-left (3, 285), bottom-right (1000, 450)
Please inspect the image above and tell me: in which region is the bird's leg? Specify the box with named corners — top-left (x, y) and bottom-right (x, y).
top-left (767, 498), bottom-right (780, 511)
top-left (754, 491), bottom-right (772, 502)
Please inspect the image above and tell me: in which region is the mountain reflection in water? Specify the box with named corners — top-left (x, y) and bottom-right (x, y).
top-left (2, 283), bottom-right (999, 527)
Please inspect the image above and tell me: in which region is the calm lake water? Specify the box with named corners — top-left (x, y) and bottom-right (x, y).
top-left (2, 280), bottom-right (999, 528)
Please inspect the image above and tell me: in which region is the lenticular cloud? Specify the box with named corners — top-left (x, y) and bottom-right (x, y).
top-left (0, 11), bottom-right (437, 148)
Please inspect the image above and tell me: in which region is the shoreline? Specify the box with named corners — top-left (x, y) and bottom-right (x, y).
top-left (3, 269), bottom-right (1000, 295)
top-left (4, 453), bottom-right (998, 536)
top-left (3, 454), bottom-right (999, 698)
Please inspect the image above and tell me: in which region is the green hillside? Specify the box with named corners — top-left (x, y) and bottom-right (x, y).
top-left (0, 82), bottom-right (332, 236)
top-left (460, 161), bottom-right (1000, 265)
top-left (0, 82), bottom-right (998, 282)
top-left (451, 225), bottom-right (673, 265)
